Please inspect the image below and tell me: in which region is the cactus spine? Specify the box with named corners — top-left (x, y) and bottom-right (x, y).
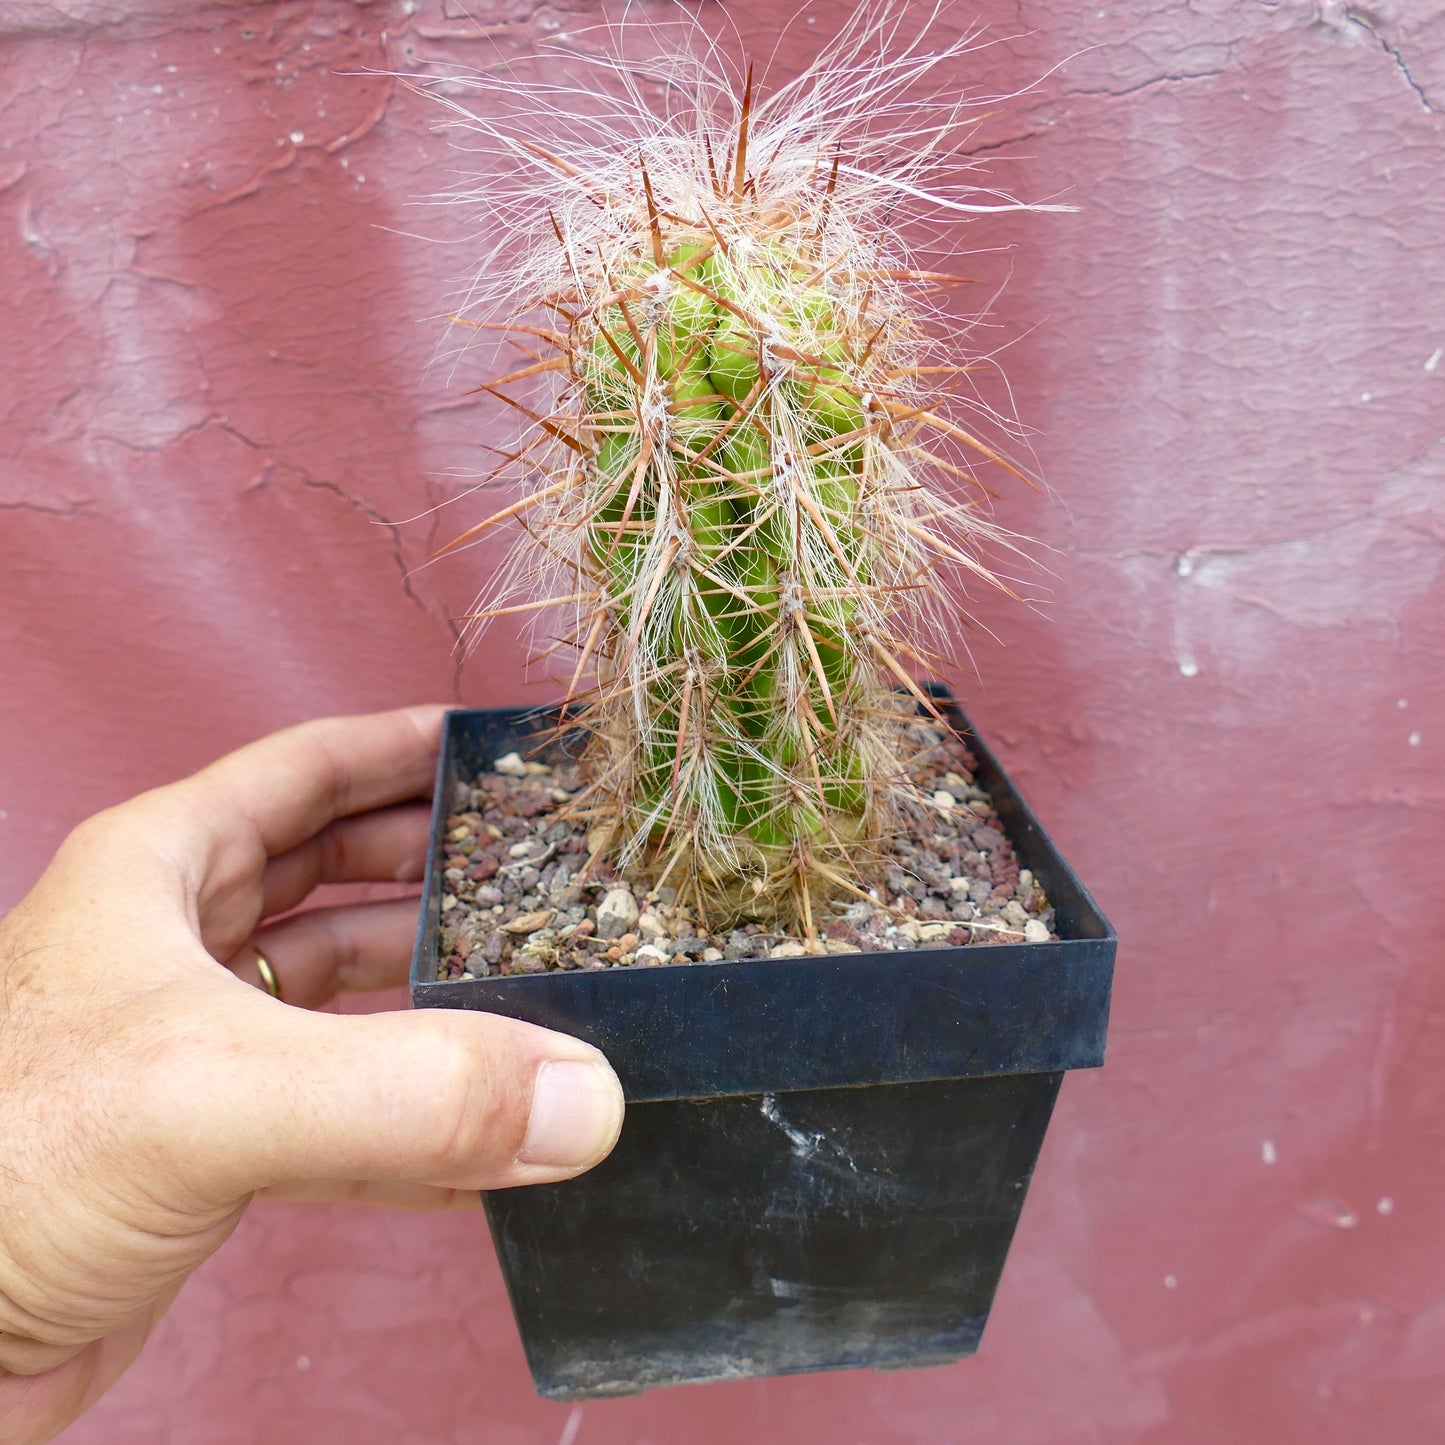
top-left (437, 15), bottom-right (1054, 934)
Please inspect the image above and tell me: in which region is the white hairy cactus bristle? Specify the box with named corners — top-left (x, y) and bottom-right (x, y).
top-left (420, 5), bottom-right (1061, 935)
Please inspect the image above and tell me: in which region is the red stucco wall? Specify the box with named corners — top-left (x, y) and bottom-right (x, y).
top-left (3, 1), bottom-right (1443, 1441)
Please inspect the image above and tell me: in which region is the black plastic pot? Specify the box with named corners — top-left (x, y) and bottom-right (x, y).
top-left (410, 698), bottom-right (1116, 1399)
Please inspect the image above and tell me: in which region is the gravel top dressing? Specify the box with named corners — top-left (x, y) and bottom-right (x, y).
top-left (436, 724), bottom-right (1057, 980)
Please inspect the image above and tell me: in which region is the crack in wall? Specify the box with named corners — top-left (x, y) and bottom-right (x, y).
top-left (295, 472), bottom-right (466, 702)
top-left (0, 497), bottom-right (93, 515)
top-left (959, 127), bottom-right (1051, 158)
top-left (92, 416), bottom-right (466, 701)
top-left (1343, 8), bottom-right (1439, 114)
top-left (1064, 69), bottom-right (1225, 101)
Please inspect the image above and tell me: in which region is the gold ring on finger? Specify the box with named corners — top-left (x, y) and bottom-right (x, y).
top-left (254, 948), bottom-right (283, 1003)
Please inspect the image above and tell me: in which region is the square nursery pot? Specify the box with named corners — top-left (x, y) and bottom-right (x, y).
top-left (410, 694), bottom-right (1116, 1399)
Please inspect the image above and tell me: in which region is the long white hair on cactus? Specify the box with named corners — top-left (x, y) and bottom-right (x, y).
top-left (416, 3), bottom-right (1065, 932)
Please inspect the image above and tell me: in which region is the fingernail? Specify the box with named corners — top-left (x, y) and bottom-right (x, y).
top-left (520, 1059), bottom-right (624, 1169)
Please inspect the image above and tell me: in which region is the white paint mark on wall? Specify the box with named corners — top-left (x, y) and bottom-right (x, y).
top-left (1359, 391), bottom-right (1373, 402)
top-left (1175, 550), bottom-right (1197, 578)
top-left (1163, 1274), bottom-right (1178, 1290)
top-left (1408, 732), bottom-right (1422, 746)
top-left (1178, 658), bottom-right (1200, 678)
top-left (1173, 457), bottom-right (1444, 635)
top-left (19, 201), bottom-right (50, 254)
top-left (1398, 698), bottom-right (1409, 708)
top-left (558, 1405), bottom-right (584, 1445)
top-left (1426, 347), bottom-right (1442, 372)
top-left (1261, 1139), bottom-right (1277, 1165)
top-left (1376, 1196), bottom-right (1395, 1215)
top-left (295, 1355), bottom-right (311, 1371)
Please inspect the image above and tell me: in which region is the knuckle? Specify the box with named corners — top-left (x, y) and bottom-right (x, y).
top-left (318, 818), bottom-right (350, 877)
top-left (57, 807), bottom-right (123, 861)
top-left (317, 911), bottom-right (361, 985)
top-left (411, 1023), bottom-right (525, 1179)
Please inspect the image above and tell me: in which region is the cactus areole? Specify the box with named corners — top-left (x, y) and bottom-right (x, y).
top-left (440, 20), bottom-right (1058, 937)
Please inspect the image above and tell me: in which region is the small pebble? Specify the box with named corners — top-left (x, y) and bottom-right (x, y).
top-left (636, 911), bottom-right (667, 940)
top-left (635, 944), bottom-right (668, 966)
top-left (596, 887), bottom-right (640, 940)
top-left (724, 931), bottom-right (764, 961)
top-left (701, 947), bottom-right (724, 961)
top-left (503, 909), bottom-right (554, 934)
top-left (1023, 919), bottom-right (1051, 943)
top-left (494, 752), bottom-right (528, 778)
top-left (770, 941), bottom-right (808, 958)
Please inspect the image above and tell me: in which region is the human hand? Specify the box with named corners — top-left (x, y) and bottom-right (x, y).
top-left (0, 705), bottom-right (624, 1444)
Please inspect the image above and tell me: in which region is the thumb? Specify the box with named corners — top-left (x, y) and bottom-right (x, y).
top-left (158, 995), bottom-right (625, 1202)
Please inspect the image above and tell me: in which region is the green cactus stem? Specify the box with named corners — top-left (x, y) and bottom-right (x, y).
top-left (440, 18), bottom-right (1057, 935)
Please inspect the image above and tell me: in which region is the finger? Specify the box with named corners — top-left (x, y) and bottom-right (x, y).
top-left (259, 804), bottom-right (432, 919)
top-left (254, 1181), bottom-right (484, 1210)
top-left (186, 705), bottom-right (448, 861)
top-left (231, 897), bottom-right (421, 1007)
top-left (155, 999), bottom-right (625, 1204)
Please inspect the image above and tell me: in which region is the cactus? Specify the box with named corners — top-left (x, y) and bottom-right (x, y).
top-left (432, 11), bottom-right (1061, 935)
